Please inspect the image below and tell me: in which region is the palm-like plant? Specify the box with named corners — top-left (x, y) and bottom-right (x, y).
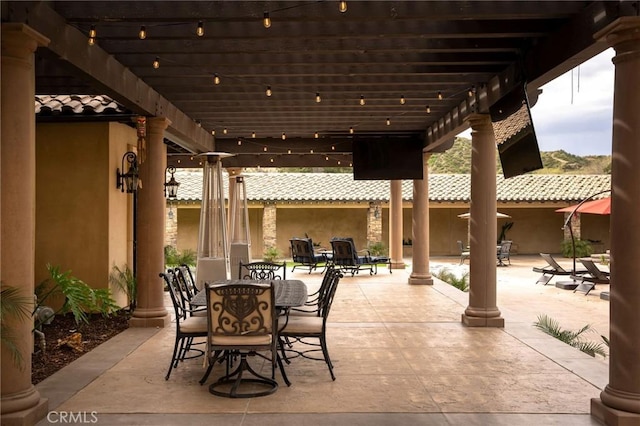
top-left (109, 264), bottom-right (137, 313)
top-left (534, 314), bottom-right (607, 358)
top-left (0, 285), bottom-right (33, 369)
top-left (433, 267), bottom-right (469, 292)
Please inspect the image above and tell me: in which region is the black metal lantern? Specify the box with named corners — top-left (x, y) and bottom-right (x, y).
top-left (116, 151), bottom-right (139, 193)
top-left (164, 166), bottom-right (180, 199)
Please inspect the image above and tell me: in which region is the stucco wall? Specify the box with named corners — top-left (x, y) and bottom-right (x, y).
top-left (36, 122), bottom-right (135, 308)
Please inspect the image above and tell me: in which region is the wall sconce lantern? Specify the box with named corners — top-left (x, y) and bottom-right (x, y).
top-left (164, 166), bottom-right (180, 199)
top-left (116, 151), bottom-right (139, 193)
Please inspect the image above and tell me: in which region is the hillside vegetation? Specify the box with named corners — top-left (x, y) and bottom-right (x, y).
top-left (427, 137), bottom-right (611, 175)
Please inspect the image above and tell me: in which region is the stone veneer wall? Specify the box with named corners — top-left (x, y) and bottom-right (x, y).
top-left (367, 201), bottom-right (383, 245)
top-left (263, 204), bottom-right (277, 250)
top-left (165, 204), bottom-right (178, 247)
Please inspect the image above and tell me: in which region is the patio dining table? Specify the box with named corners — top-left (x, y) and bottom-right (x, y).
top-left (190, 279), bottom-right (308, 308)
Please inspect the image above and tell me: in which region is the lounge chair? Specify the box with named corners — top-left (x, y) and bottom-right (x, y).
top-left (330, 237), bottom-right (376, 276)
top-left (570, 258), bottom-right (610, 296)
top-left (290, 237), bottom-right (327, 274)
top-left (532, 253), bottom-right (583, 286)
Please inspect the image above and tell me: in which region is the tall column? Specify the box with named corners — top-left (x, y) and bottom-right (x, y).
top-left (462, 114), bottom-right (504, 327)
top-left (389, 181), bottom-right (405, 268)
top-left (130, 117), bottom-right (171, 328)
top-left (409, 153), bottom-right (433, 285)
top-left (1, 23), bottom-right (49, 425)
top-left (591, 17), bottom-right (640, 424)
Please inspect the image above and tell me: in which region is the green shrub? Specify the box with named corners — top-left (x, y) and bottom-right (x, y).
top-left (368, 241), bottom-right (388, 257)
top-left (0, 285), bottom-right (32, 369)
top-left (35, 264), bottom-right (119, 327)
top-left (534, 314), bottom-right (607, 358)
top-left (560, 239), bottom-right (593, 258)
top-left (109, 264), bottom-right (137, 313)
top-left (433, 267), bottom-right (469, 292)
top-left (164, 246), bottom-right (196, 267)
top-left (263, 246), bottom-right (280, 262)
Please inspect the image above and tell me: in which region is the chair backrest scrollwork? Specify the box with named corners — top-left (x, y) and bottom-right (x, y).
top-left (207, 282), bottom-right (274, 337)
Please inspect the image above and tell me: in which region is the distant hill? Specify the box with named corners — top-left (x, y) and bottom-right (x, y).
top-left (427, 137), bottom-right (611, 175)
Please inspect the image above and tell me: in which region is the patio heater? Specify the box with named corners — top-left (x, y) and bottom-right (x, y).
top-left (195, 152), bottom-right (234, 289)
top-left (228, 173), bottom-right (251, 279)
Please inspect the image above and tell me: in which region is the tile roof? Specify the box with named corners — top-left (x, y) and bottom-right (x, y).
top-left (35, 95), bottom-right (131, 116)
top-left (173, 170), bottom-right (611, 204)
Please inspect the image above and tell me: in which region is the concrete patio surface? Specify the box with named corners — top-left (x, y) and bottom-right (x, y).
top-left (35, 255), bottom-right (609, 425)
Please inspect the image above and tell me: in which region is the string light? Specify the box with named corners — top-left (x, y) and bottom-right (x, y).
top-left (88, 37), bottom-right (95, 46)
top-left (270, 158), bottom-right (274, 163)
top-left (252, 131), bottom-right (256, 138)
top-left (211, 130), bottom-right (215, 136)
top-left (331, 145), bottom-right (335, 150)
top-left (89, 25), bottom-right (97, 38)
top-left (316, 92), bottom-right (321, 103)
top-left (437, 91), bottom-right (443, 100)
top-left (263, 146), bottom-right (268, 151)
top-left (282, 132), bottom-right (286, 140)
top-left (386, 118), bottom-right (391, 126)
top-left (263, 12), bottom-right (271, 28)
top-left (197, 21), bottom-right (204, 37)
top-left (287, 149), bottom-right (292, 154)
top-left (238, 139), bottom-right (242, 145)
top-left (139, 26), bottom-right (147, 40)
top-left (213, 74), bottom-right (221, 85)
top-left (359, 95), bottom-right (365, 106)
top-left (266, 86), bottom-right (272, 96)
top-left (314, 132), bottom-right (319, 138)
top-left (400, 95), bottom-right (405, 105)
top-left (310, 149), bottom-right (314, 154)
top-left (339, 1), bottom-right (348, 12)
top-left (223, 128), bottom-right (228, 134)
top-left (426, 105), bottom-right (431, 114)
top-left (153, 57), bottom-right (160, 69)
top-left (349, 127), bottom-right (354, 134)
top-left (325, 156), bottom-right (329, 161)
top-left (468, 85), bottom-right (476, 97)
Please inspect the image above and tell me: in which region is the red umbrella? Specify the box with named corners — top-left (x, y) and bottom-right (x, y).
top-left (556, 197), bottom-right (611, 215)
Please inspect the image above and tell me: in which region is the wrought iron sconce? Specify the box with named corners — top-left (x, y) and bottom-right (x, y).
top-left (116, 151), bottom-right (139, 193)
top-left (164, 166), bottom-right (180, 199)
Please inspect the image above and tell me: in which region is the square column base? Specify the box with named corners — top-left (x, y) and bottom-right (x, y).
top-left (461, 314), bottom-right (505, 328)
top-left (129, 314), bottom-right (171, 328)
top-left (0, 398), bottom-right (48, 426)
top-left (591, 398), bottom-right (640, 426)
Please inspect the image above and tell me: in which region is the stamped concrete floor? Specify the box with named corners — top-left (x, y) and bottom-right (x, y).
top-left (36, 256), bottom-right (608, 425)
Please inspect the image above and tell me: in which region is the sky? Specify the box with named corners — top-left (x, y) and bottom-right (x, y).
top-left (459, 48), bottom-right (615, 156)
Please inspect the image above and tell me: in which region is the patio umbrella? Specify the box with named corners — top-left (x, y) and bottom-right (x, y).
top-left (555, 197), bottom-right (611, 215)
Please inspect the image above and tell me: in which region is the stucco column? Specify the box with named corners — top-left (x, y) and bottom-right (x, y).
top-left (591, 17), bottom-right (640, 424)
top-left (409, 153), bottom-right (433, 285)
top-left (1, 23), bottom-right (49, 425)
top-left (389, 181), bottom-right (405, 268)
top-left (462, 114), bottom-right (504, 327)
top-left (130, 117), bottom-right (171, 327)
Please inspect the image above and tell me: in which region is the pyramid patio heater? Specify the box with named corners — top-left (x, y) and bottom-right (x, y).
top-left (229, 173), bottom-right (251, 279)
top-left (195, 152), bottom-right (233, 289)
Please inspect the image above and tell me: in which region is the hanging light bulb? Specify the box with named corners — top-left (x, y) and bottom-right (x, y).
top-left (211, 130), bottom-right (216, 136)
top-left (339, 1), bottom-right (348, 12)
top-left (139, 26), bottom-right (147, 40)
top-left (213, 74), bottom-right (221, 85)
top-left (251, 131), bottom-right (256, 138)
top-left (89, 25), bottom-right (97, 38)
top-left (270, 158), bottom-right (274, 163)
top-left (337, 160), bottom-right (341, 165)
top-left (238, 139), bottom-right (242, 145)
top-left (266, 86), bottom-right (272, 96)
top-left (325, 156), bottom-right (329, 161)
top-left (197, 21), bottom-right (204, 37)
top-left (88, 37), bottom-right (95, 46)
top-left (400, 95), bottom-right (405, 105)
top-left (281, 132), bottom-right (286, 140)
top-left (152, 57), bottom-right (160, 69)
top-left (349, 127), bottom-right (354, 134)
top-left (287, 149), bottom-right (292, 154)
top-left (263, 146), bottom-right (268, 151)
top-left (314, 132), bottom-right (319, 138)
top-left (310, 149), bottom-right (314, 154)
top-left (426, 105), bottom-right (431, 114)
top-left (263, 12), bottom-right (271, 28)
top-left (316, 92), bottom-right (321, 103)
top-left (331, 145), bottom-right (335, 150)
top-left (437, 91), bottom-right (443, 100)
top-left (386, 118), bottom-right (391, 126)
top-left (359, 95), bottom-right (365, 106)
top-left (223, 127), bottom-right (228, 134)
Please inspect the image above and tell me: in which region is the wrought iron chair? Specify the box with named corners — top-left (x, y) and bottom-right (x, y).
top-left (160, 271), bottom-right (208, 380)
top-left (497, 240), bottom-right (512, 266)
top-left (457, 240), bottom-right (470, 265)
top-left (330, 237), bottom-right (375, 276)
top-left (278, 269), bottom-right (343, 380)
top-left (238, 260), bottom-right (287, 280)
top-left (199, 281), bottom-right (287, 397)
top-left (290, 265), bottom-right (338, 317)
top-left (174, 265), bottom-right (206, 316)
top-left (290, 237), bottom-right (327, 273)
